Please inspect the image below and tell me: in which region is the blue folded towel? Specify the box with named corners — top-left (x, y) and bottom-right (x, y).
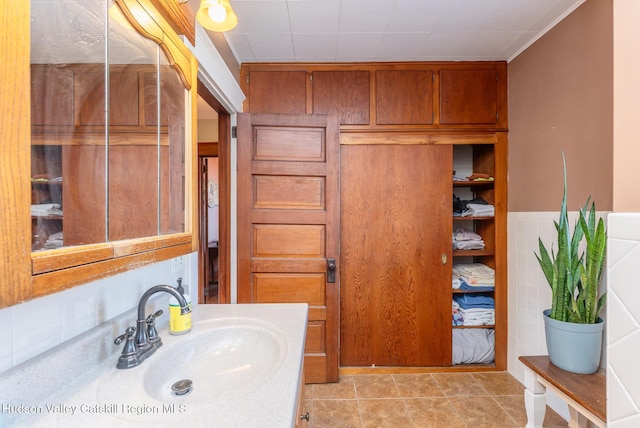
top-left (453, 293), bottom-right (495, 309)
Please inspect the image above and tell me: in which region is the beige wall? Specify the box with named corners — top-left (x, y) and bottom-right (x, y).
top-left (613, 0), bottom-right (640, 212)
top-left (197, 119), bottom-right (219, 142)
top-left (508, 0), bottom-right (613, 212)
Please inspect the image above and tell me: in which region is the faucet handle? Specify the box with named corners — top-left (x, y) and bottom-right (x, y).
top-left (146, 309), bottom-right (163, 323)
top-left (114, 326), bottom-right (139, 369)
top-left (146, 310), bottom-right (164, 346)
top-left (114, 326), bottom-right (136, 345)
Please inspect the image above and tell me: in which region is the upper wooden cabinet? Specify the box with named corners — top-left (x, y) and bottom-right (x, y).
top-left (240, 62), bottom-right (507, 131)
top-left (440, 68), bottom-right (499, 125)
top-left (245, 70), bottom-right (307, 114)
top-left (312, 71), bottom-right (370, 125)
top-left (376, 69), bottom-right (434, 125)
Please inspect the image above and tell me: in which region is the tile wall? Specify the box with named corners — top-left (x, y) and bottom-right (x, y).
top-left (607, 213), bottom-right (640, 427)
top-left (507, 211), bottom-right (609, 420)
top-left (0, 253), bottom-right (198, 374)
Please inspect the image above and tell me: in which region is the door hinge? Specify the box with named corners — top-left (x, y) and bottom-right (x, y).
top-left (231, 126), bottom-right (237, 138)
top-left (496, 112), bottom-right (499, 121)
top-left (246, 74), bottom-right (249, 84)
top-left (310, 74), bottom-right (313, 83)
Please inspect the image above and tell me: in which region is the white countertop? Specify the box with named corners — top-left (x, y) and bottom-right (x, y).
top-left (0, 303), bottom-right (308, 428)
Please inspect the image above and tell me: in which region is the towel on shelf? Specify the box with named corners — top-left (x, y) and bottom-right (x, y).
top-left (31, 203), bottom-right (63, 217)
top-left (461, 203), bottom-right (495, 217)
top-left (452, 227), bottom-right (484, 250)
top-left (453, 293), bottom-right (495, 309)
top-left (452, 263), bottom-right (495, 290)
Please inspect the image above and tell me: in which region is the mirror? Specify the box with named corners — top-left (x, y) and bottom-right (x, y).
top-left (30, 0), bottom-right (187, 251)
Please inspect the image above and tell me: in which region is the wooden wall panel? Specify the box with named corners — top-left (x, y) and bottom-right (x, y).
top-left (254, 127), bottom-right (325, 161)
top-left (31, 65), bottom-right (74, 126)
top-left (254, 273), bottom-right (326, 305)
top-left (248, 71), bottom-right (307, 114)
top-left (253, 224), bottom-right (325, 258)
top-left (305, 321), bottom-right (326, 353)
top-left (254, 176), bottom-right (325, 210)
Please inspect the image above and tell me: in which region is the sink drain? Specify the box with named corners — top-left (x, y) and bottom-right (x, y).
top-left (171, 379), bottom-right (193, 397)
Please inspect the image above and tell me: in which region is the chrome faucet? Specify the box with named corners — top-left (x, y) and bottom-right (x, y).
top-left (114, 284), bottom-right (191, 369)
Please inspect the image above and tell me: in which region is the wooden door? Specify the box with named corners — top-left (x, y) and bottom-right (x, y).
top-left (340, 143), bottom-right (452, 366)
top-left (237, 113), bottom-right (340, 383)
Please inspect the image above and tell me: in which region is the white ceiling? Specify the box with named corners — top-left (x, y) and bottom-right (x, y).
top-left (213, 0), bottom-right (585, 64)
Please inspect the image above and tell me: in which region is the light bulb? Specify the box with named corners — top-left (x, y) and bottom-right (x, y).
top-left (208, 3), bottom-right (227, 23)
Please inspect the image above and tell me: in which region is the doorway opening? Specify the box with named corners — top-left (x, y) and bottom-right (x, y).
top-left (197, 79), bottom-right (230, 304)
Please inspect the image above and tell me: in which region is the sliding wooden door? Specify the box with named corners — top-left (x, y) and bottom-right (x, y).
top-left (340, 143), bottom-right (452, 366)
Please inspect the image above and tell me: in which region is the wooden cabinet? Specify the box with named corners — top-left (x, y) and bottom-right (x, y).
top-left (0, 0), bottom-right (199, 310)
top-left (440, 68), bottom-right (499, 125)
top-left (245, 70), bottom-right (307, 114)
top-left (312, 71), bottom-right (370, 125)
top-left (452, 140), bottom-right (507, 368)
top-left (240, 62), bottom-right (507, 130)
top-left (376, 69), bottom-right (434, 125)
top-left (30, 63), bottom-right (183, 248)
top-left (294, 366), bottom-right (309, 427)
top-left (31, 65), bottom-right (74, 126)
top-left (239, 61), bottom-right (508, 372)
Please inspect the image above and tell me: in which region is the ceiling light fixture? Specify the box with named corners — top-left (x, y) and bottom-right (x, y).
top-left (196, 0), bottom-right (238, 32)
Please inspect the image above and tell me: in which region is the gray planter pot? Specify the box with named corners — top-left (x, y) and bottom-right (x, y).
top-left (543, 309), bottom-right (604, 374)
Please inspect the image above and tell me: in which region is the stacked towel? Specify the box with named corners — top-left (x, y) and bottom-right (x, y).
top-left (461, 203), bottom-right (495, 217)
top-left (44, 231), bottom-right (63, 249)
top-left (31, 203), bottom-right (62, 217)
top-left (453, 293), bottom-right (494, 309)
top-left (460, 308), bottom-right (495, 326)
top-left (452, 263), bottom-right (495, 291)
top-left (452, 228), bottom-right (484, 250)
top-left (452, 296), bottom-right (495, 326)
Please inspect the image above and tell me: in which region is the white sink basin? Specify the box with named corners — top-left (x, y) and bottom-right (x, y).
top-left (143, 317), bottom-right (287, 403)
top-left (97, 317), bottom-right (287, 407)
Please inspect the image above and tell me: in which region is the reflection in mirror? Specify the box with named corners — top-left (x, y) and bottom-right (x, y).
top-left (30, 0), bottom-right (187, 251)
top-left (107, 3), bottom-right (160, 241)
top-left (30, 0), bottom-right (108, 250)
top-left (160, 57), bottom-right (187, 236)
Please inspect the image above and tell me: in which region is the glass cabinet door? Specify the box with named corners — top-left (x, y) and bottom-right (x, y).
top-left (30, 0), bottom-right (188, 250)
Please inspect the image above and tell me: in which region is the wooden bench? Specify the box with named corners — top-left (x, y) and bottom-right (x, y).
top-left (519, 356), bottom-right (606, 428)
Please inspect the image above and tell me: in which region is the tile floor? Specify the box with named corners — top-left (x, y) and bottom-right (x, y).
top-left (304, 372), bottom-right (568, 428)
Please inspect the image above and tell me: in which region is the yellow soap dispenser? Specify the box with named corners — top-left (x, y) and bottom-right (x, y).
top-left (169, 277), bottom-right (192, 335)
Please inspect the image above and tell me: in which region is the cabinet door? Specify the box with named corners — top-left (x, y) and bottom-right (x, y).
top-left (31, 65), bottom-right (74, 126)
top-left (340, 144), bottom-right (453, 366)
top-left (312, 71), bottom-right (370, 125)
top-left (440, 68), bottom-right (498, 125)
top-left (247, 70), bottom-right (307, 114)
top-left (62, 145), bottom-right (106, 246)
top-left (75, 67), bottom-right (140, 126)
top-left (376, 69), bottom-right (434, 125)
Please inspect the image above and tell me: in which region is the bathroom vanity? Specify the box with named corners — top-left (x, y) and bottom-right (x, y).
top-left (0, 303), bottom-right (308, 427)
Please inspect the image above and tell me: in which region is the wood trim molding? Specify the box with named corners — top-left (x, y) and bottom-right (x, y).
top-left (340, 132), bottom-right (500, 146)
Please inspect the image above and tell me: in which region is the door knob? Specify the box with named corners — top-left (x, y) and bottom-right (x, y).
top-left (327, 258), bottom-right (336, 283)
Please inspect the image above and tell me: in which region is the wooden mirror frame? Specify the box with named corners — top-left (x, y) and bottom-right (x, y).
top-left (0, 0), bottom-right (198, 309)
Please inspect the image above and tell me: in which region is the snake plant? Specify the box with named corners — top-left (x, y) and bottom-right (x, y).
top-left (535, 153), bottom-right (607, 324)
